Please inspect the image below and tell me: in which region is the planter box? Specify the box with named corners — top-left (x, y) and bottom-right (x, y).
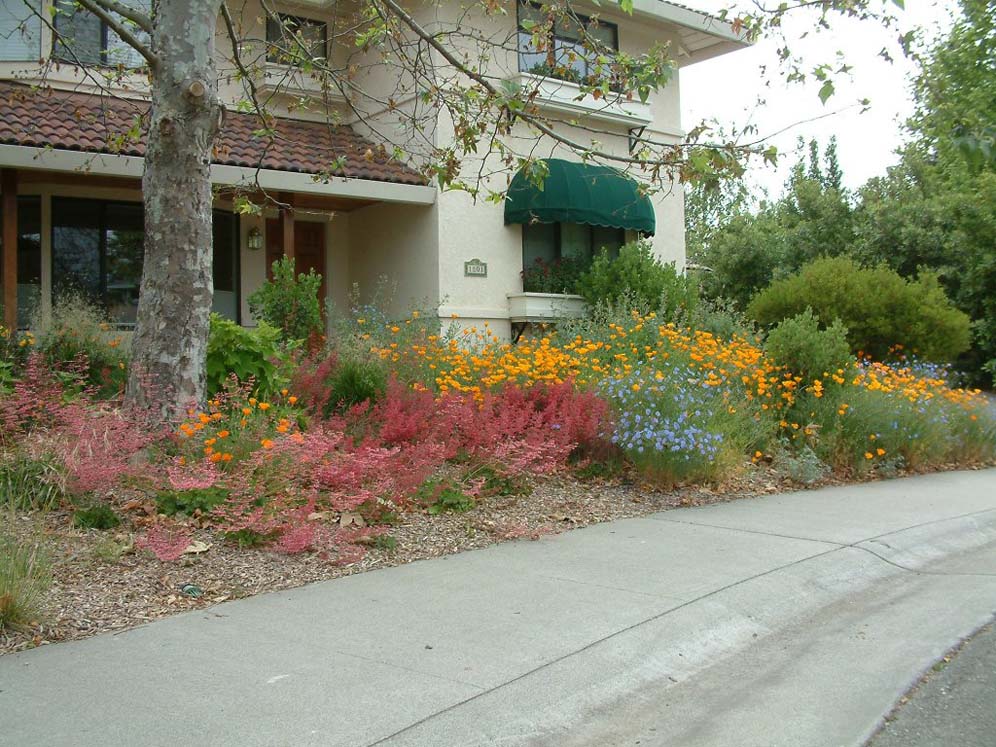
top-left (507, 292), bottom-right (587, 323)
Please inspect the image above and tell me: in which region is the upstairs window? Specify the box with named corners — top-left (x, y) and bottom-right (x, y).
top-left (0, 0), bottom-right (42, 61)
top-left (517, 1), bottom-right (618, 84)
top-left (51, 0), bottom-right (150, 68)
top-left (266, 14), bottom-right (327, 66)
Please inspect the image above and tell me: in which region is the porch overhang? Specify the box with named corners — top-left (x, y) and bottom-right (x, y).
top-left (0, 144), bottom-right (437, 206)
top-left (628, 0), bottom-right (749, 66)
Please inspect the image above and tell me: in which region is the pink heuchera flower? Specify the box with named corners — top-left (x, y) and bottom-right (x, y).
top-left (136, 524), bottom-right (193, 562)
top-left (167, 459), bottom-right (219, 490)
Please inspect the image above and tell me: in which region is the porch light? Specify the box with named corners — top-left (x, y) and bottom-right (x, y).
top-left (247, 226), bottom-right (263, 251)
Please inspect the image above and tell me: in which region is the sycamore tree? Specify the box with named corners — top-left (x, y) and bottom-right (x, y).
top-left (14, 0), bottom-right (905, 421)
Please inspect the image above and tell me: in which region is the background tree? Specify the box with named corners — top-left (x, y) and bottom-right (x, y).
top-left (688, 138), bottom-right (855, 307)
top-left (689, 0), bottom-right (996, 383)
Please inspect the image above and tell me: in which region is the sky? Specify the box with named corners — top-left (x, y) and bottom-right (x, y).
top-left (679, 0), bottom-right (958, 196)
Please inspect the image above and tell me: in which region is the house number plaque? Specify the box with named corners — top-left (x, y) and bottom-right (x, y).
top-left (464, 258), bottom-right (488, 277)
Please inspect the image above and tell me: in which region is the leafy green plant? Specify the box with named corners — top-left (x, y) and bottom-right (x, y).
top-left (72, 504), bottom-right (121, 531)
top-left (521, 257), bottom-right (588, 294)
top-left (417, 478), bottom-right (476, 514)
top-left (206, 314), bottom-right (284, 396)
top-left (1, 454), bottom-right (65, 511)
top-left (574, 457), bottom-right (625, 481)
top-left (223, 528), bottom-right (276, 548)
top-left (764, 309), bottom-right (854, 383)
top-left (248, 256), bottom-right (323, 343)
top-left (749, 257), bottom-right (972, 362)
top-left (771, 444), bottom-right (831, 485)
top-left (371, 534), bottom-right (398, 552)
top-left (155, 487), bottom-right (230, 517)
top-left (578, 240), bottom-right (698, 322)
top-left (464, 465), bottom-right (532, 497)
top-left (0, 534), bottom-right (51, 631)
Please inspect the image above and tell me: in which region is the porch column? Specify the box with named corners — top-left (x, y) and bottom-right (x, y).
top-left (1, 168), bottom-right (16, 330)
top-left (279, 192), bottom-right (294, 261)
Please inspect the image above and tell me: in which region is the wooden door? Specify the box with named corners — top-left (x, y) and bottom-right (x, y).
top-left (265, 218), bottom-right (327, 310)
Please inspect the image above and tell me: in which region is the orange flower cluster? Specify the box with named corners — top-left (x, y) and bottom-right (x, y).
top-left (853, 361), bottom-right (986, 409)
top-left (374, 311), bottom-right (793, 407)
top-left (176, 389), bottom-right (302, 464)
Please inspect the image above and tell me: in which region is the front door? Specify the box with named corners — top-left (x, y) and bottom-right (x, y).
top-left (265, 219), bottom-right (327, 311)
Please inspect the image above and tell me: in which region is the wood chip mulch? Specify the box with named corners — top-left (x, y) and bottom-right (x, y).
top-left (0, 461), bottom-right (981, 656)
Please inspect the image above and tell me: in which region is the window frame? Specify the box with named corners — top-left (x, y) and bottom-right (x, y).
top-left (50, 0), bottom-right (149, 68)
top-left (516, 1), bottom-right (619, 82)
top-left (265, 12), bottom-right (329, 67)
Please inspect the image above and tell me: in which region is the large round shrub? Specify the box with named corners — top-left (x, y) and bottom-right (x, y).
top-left (577, 240), bottom-right (697, 321)
top-left (748, 257), bottom-right (971, 361)
top-left (764, 309), bottom-right (854, 383)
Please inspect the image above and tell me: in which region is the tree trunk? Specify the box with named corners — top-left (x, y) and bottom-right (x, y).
top-left (126, 0), bottom-right (223, 422)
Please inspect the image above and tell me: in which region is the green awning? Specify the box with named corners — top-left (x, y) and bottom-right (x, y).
top-left (503, 158), bottom-right (655, 236)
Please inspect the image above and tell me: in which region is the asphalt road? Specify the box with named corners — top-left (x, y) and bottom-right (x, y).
top-left (866, 621), bottom-right (996, 747)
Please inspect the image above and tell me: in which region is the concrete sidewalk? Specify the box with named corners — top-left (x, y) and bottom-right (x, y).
top-left (2, 470), bottom-right (996, 747)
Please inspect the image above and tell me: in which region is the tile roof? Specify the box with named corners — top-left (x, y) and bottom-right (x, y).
top-left (0, 81), bottom-right (427, 186)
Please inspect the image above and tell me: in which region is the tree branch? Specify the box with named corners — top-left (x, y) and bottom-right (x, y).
top-left (74, 0), bottom-right (158, 68)
top-left (86, 0), bottom-right (152, 32)
top-left (375, 0), bottom-right (667, 170)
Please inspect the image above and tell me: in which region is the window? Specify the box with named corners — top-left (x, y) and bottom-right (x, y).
top-left (266, 14), bottom-right (327, 66)
top-left (517, 1), bottom-right (618, 84)
top-left (51, 198), bottom-right (240, 325)
top-left (51, 0), bottom-right (150, 68)
top-left (522, 221), bottom-right (624, 270)
top-left (0, 0), bottom-right (41, 61)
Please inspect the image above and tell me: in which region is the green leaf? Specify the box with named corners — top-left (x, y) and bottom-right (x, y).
top-left (617, 0), bottom-right (634, 13)
top-left (817, 80), bottom-right (834, 105)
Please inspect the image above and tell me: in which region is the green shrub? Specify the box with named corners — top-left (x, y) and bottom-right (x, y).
top-left (771, 444), bottom-right (831, 485)
top-left (1, 454), bottom-right (65, 511)
top-left (206, 314), bottom-right (284, 396)
top-left (155, 487), bottom-right (229, 517)
top-left (689, 297), bottom-right (759, 341)
top-left (32, 294), bottom-right (129, 398)
top-left (417, 478), bottom-right (476, 514)
top-left (248, 256), bottom-right (323, 343)
top-left (72, 504), bottom-right (121, 531)
top-left (748, 257), bottom-right (972, 362)
top-left (323, 356), bottom-right (387, 415)
top-left (764, 309), bottom-right (854, 383)
top-left (577, 240), bottom-right (698, 321)
top-left (0, 534), bottom-right (51, 630)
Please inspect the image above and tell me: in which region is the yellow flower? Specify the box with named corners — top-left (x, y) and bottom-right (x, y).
top-left (864, 452), bottom-right (874, 460)
top-left (258, 402), bottom-right (271, 411)
top-left (260, 439), bottom-right (274, 450)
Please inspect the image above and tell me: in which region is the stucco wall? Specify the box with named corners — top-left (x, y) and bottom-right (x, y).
top-left (347, 200), bottom-right (439, 318)
top-left (418, 0), bottom-right (688, 332)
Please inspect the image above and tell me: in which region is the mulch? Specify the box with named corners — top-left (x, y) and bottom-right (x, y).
top-left (0, 462), bottom-right (934, 656)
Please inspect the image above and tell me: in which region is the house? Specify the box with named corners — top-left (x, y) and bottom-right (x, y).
top-left (0, 0), bottom-right (746, 336)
